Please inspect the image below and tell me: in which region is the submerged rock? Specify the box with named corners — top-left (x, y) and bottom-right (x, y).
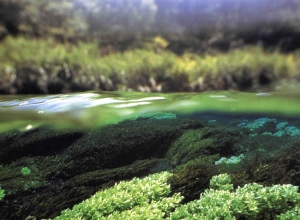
top-left (54, 118), bottom-right (203, 179)
top-left (0, 126), bottom-right (83, 164)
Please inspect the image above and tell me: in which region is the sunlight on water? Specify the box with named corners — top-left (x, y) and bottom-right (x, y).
top-left (0, 90), bottom-right (299, 133)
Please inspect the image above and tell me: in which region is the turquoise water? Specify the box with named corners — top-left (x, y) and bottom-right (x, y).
top-left (0, 90), bottom-right (300, 133)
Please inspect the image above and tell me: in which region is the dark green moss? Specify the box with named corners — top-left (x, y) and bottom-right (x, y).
top-left (166, 126), bottom-right (239, 166)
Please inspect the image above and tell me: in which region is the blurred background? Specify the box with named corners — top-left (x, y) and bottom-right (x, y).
top-left (1, 0), bottom-right (300, 94)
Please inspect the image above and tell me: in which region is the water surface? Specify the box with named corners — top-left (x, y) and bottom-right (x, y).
top-left (0, 90), bottom-right (300, 133)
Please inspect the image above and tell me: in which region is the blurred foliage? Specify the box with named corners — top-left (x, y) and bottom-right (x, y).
top-left (18, 0), bottom-right (88, 40)
top-left (81, 0), bottom-right (157, 39)
top-left (1, 0), bottom-right (300, 48)
top-left (1, 36), bottom-right (299, 93)
top-left (13, 0), bottom-right (157, 42)
top-left (0, 0), bottom-right (22, 36)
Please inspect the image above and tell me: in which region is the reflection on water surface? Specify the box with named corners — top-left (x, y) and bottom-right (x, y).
top-left (0, 90), bottom-right (299, 133)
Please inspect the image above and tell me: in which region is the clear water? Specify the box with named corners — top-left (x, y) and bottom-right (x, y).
top-left (1, 90), bottom-right (300, 219)
top-left (0, 90), bottom-right (300, 133)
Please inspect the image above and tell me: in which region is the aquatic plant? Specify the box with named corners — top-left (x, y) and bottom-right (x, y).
top-left (281, 126), bottom-right (300, 137)
top-left (54, 172), bottom-right (300, 219)
top-left (0, 187), bottom-right (4, 200)
top-left (215, 154), bottom-right (246, 172)
top-left (277, 204), bottom-right (300, 219)
top-left (238, 118), bottom-right (277, 131)
top-left (132, 112), bottom-right (177, 121)
top-left (170, 173), bottom-right (300, 220)
top-left (215, 154), bottom-right (245, 166)
top-left (209, 173), bottom-right (233, 191)
top-left (55, 171), bottom-right (183, 219)
top-left (166, 127), bottom-right (236, 166)
top-left (21, 167), bottom-right (31, 176)
top-left (239, 118), bottom-right (300, 139)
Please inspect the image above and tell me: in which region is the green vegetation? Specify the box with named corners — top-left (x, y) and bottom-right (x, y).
top-left (0, 187), bottom-right (4, 200)
top-left (54, 172), bottom-right (183, 219)
top-left (278, 204), bottom-right (300, 220)
top-left (1, 36), bottom-right (299, 93)
top-left (209, 173), bottom-right (233, 191)
top-left (21, 167), bottom-right (31, 176)
top-left (2, 0), bottom-right (300, 49)
top-left (171, 173), bottom-right (300, 220)
top-left (1, 0), bottom-right (300, 94)
top-left (3, 36), bottom-right (298, 79)
top-left (54, 172), bottom-right (300, 219)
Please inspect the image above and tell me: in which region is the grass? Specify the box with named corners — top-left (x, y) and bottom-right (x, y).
top-left (0, 36), bottom-right (299, 92)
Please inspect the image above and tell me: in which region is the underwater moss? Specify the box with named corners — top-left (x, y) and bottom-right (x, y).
top-left (166, 127), bottom-right (237, 166)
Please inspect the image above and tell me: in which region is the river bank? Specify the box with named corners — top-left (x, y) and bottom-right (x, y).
top-left (1, 36), bottom-right (300, 94)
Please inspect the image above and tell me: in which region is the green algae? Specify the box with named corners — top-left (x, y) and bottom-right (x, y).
top-left (166, 127), bottom-right (237, 166)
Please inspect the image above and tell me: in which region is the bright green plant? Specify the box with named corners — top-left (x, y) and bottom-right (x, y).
top-left (55, 171), bottom-right (183, 219)
top-left (21, 167), bottom-right (31, 176)
top-left (170, 174), bottom-right (300, 220)
top-left (54, 172), bottom-right (300, 220)
top-left (0, 187), bottom-right (5, 200)
top-left (209, 173), bottom-right (233, 191)
top-left (276, 204), bottom-right (300, 219)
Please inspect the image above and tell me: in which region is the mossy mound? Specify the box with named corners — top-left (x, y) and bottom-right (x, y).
top-left (0, 126), bottom-right (83, 164)
top-left (57, 118), bottom-right (203, 179)
top-left (166, 126), bottom-right (239, 166)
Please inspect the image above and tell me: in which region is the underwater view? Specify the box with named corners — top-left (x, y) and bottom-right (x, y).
top-left (1, 91), bottom-right (300, 219)
top-left (1, 0), bottom-right (300, 219)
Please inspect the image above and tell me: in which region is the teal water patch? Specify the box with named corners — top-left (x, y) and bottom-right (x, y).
top-left (0, 91), bottom-right (300, 133)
